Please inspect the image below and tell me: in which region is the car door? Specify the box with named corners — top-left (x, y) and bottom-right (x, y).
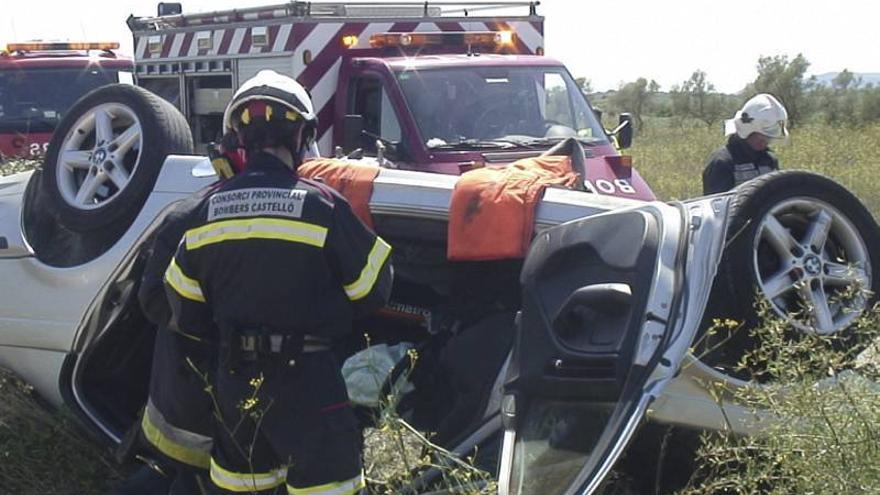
top-left (497, 196), bottom-right (728, 495)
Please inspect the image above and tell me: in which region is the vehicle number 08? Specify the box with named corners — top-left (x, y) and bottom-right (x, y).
top-left (584, 179), bottom-right (636, 195)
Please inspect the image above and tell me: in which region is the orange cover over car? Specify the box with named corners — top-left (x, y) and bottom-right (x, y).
top-left (448, 156), bottom-right (579, 261)
top-left (299, 158), bottom-right (380, 228)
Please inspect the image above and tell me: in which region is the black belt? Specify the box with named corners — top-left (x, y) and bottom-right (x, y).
top-left (222, 327), bottom-right (330, 368)
top-left (238, 333), bottom-right (330, 354)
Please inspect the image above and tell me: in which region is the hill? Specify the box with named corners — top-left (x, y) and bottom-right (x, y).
top-left (813, 72), bottom-right (880, 88)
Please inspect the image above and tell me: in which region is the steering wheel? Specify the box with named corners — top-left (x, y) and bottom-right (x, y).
top-left (473, 105), bottom-right (509, 138)
top-left (542, 119), bottom-right (566, 127)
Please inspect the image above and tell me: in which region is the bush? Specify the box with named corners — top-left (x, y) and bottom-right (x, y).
top-left (681, 305), bottom-right (880, 494)
top-left (0, 158), bottom-right (40, 177)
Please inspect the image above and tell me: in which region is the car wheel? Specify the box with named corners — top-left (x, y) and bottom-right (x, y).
top-left (702, 170), bottom-right (880, 370)
top-left (42, 84), bottom-right (193, 232)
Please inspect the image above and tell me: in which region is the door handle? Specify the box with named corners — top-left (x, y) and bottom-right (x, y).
top-left (0, 236), bottom-right (8, 249)
top-left (554, 283), bottom-right (632, 325)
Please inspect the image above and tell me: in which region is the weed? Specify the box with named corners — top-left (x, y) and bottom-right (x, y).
top-left (681, 305), bottom-right (880, 494)
top-left (0, 158), bottom-right (40, 176)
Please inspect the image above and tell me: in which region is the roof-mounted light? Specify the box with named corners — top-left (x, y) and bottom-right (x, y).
top-left (6, 42), bottom-right (120, 52)
top-left (341, 35), bottom-right (359, 48)
top-left (369, 31), bottom-right (517, 49)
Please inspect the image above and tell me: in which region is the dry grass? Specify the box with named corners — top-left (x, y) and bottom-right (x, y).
top-left (629, 120), bottom-right (880, 218)
top-left (681, 306), bottom-right (880, 494)
top-left (0, 158), bottom-right (39, 177)
top-left (0, 370), bottom-right (125, 494)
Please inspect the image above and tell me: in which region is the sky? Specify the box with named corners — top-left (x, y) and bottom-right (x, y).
top-left (2, 0), bottom-right (879, 93)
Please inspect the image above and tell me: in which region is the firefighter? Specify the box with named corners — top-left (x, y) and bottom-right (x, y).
top-left (164, 69), bottom-right (392, 495)
top-left (129, 122), bottom-right (253, 495)
top-left (702, 93), bottom-right (789, 195)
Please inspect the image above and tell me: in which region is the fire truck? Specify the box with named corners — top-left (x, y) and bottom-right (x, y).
top-left (0, 43), bottom-right (134, 160)
top-left (128, 2), bottom-right (654, 200)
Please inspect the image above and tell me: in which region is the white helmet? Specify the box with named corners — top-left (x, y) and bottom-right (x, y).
top-left (222, 70), bottom-right (317, 162)
top-left (222, 69), bottom-right (316, 133)
top-left (724, 93), bottom-right (789, 142)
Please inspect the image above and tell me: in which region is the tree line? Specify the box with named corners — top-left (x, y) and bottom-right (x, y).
top-left (584, 54), bottom-right (880, 130)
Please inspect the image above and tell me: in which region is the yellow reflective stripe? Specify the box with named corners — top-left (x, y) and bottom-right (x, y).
top-left (185, 218), bottom-right (328, 250)
top-left (344, 237), bottom-right (391, 301)
top-left (140, 405), bottom-right (211, 469)
top-left (211, 157), bottom-right (235, 180)
top-left (210, 458), bottom-right (286, 492)
top-left (165, 258), bottom-right (206, 302)
top-left (288, 472), bottom-right (365, 495)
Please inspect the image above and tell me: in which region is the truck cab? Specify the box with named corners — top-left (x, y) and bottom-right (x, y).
top-left (0, 43), bottom-right (134, 160)
top-left (337, 51), bottom-right (653, 200)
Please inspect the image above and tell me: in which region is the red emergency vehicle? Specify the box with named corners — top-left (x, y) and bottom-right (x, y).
top-left (129, 2), bottom-right (653, 200)
top-left (0, 42), bottom-right (134, 160)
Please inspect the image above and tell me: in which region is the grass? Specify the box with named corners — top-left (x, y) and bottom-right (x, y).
top-left (628, 120), bottom-right (880, 218)
top-left (0, 158), bottom-right (39, 177)
top-left (681, 305), bottom-right (880, 494)
top-left (0, 372), bottom-right (125, 494)
top-left (2, 121), bottom-right (880, 493)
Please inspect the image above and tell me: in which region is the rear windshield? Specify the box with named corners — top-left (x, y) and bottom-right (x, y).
top-left (0, 67), bottom-right (120, 133)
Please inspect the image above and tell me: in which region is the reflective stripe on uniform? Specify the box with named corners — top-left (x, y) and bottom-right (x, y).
top-left (288, 472), bottom-right (366, 495)
top-left (165, 258), bottom-right (206, 302)
top-left (141, 399), bottom-right (212, 469)
top-left (210, 458), bottom-right (287, 492)
top-left (185, 218), bottom-right (328, 250)
top-left (343, 237), bottom-right (391, 301)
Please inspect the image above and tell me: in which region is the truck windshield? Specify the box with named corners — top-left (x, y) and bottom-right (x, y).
top-left (0, 68), bottom-right (119, 133)
top-left (396, 66), bottom-right (608, 148)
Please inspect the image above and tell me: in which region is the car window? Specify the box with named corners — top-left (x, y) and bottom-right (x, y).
top-left (0, 67), bottom-right (118, 133)
top-left (351, 76), bottom-right (401, 154)
top-left (397, 66), bottom-right (607, 147)
top-left (139, 77), bottom-right (182, 110)
top-left (543, 72), bottom-right (574, 127)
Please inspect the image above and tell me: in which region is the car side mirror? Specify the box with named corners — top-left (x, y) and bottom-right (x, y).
top-left (342, 114), bottom-right (365, 154)
top-left (592, 107), bottom-right (603, 124)
top-left (615, 113), bottom-right (634, 149)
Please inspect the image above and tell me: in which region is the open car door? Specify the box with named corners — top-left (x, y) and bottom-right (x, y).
top-left (498, 197), bottom-right (728, 495)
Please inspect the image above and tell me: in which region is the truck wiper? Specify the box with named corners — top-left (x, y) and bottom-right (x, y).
top-left (521, 136), bottom-right (606, 147)
top-left (429, 138), bottom-right (520, 150)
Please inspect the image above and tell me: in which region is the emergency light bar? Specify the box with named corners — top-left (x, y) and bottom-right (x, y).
top-left (368, 31), bottom-right (515, 49)
top-left (6, 42), bottom-right (120, 52)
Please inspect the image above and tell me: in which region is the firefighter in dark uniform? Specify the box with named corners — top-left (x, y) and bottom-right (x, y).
top-left (132, 131), bottom-right (250, 494)
top-left (164, 70), bottom-right (392, 495)
top-left (137, 185), bottom-right (215, 495)
top-left (702, 93), bottom-right (789, 195)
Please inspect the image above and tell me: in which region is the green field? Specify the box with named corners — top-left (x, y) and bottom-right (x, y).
top-left (630, 121), bottom-right (880, 218)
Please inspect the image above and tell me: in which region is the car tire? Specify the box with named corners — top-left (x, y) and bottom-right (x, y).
top-left (701, 170), bottom-right (880, 371)
top-left (42, 84), bottom-right (193, 232)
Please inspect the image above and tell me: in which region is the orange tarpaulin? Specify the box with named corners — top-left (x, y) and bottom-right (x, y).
top-left (448, 156), bottom-right (580, 261)
top-left (299, 158), bottom-right (380, 228)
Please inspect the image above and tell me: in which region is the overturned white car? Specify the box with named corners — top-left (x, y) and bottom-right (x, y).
top-left (0, 85), bottom-right (877, 494)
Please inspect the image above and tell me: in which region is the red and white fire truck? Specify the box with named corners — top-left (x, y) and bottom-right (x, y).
top-left (0, 43), bottom-right (134, 160)
top-left (128, 2), bottom-right (654, 200)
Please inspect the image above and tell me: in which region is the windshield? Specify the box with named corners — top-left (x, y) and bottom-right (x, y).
top-left (0, 67), bottom-right (120, 133)
top-left (396, 65), bottom-right (607, 148)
